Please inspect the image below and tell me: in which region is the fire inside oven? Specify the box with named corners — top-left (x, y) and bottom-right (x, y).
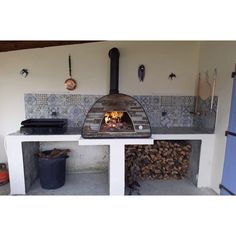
top-left (99, 111), bottom-right (135, 133)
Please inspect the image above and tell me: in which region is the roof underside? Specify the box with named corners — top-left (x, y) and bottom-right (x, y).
top-left (0, 41), bottom-right (100, 52)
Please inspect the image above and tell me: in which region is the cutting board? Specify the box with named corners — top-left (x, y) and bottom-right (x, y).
top-left (199, 78), bottom-right (212, 100)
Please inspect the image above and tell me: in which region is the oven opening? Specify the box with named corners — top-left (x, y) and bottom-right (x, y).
top-left (99, 111), bottom-right (135, 133)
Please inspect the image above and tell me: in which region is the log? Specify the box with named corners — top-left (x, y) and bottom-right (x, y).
top-left (125, 141), bottom-right (192, 185)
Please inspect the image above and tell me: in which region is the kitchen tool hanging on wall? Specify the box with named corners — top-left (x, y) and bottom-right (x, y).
top-left (138, 65), bottom-right (145, 82)
top-left (210, 68), bottom-right (217, 110)
top-left (193, 69), bottom-right (217, 115)
top-left (193, 73), bottom-right (201, 115)
top-left (199, 71), bottom-right (212, 100)
top-left (64, 55), bottom-right (77, 91)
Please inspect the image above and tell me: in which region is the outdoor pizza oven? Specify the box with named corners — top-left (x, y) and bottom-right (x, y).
top-left (82, 48), bottom-right (151, 138)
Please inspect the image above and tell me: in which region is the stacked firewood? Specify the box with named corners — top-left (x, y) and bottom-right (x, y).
top-left (35, 148), bottom-right (70, 158)
top-left (125, 141), bottom-right (191, 186)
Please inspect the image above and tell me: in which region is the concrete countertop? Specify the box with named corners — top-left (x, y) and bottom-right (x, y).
top-left (70, 127), bottom-right (214, 135)
top-left (73, 127), bottom-right (214, 135)
top-left (151, 127), bottom-right (214, 134)
top-left (9, 127), bottom-right (214, 136)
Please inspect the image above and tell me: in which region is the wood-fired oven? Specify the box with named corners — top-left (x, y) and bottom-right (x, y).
top-left (82, 48), bottom-right (151, 138)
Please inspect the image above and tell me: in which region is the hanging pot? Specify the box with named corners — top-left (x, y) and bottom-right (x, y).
top-left (64, 55), bottom-right (77, 91)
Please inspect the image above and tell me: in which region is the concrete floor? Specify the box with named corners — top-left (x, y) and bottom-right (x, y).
top-left (0, 183), bottom-right (10, 195)
top-left (28, 172), bottom-right (109, 195)
top-left (126, 179), bottom-right (217, 195)
top-left (0, 173), bottom-right (217, 195)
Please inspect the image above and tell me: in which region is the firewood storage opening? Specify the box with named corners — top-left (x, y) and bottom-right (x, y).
top-left (125, 140), bottom-right (201, 195)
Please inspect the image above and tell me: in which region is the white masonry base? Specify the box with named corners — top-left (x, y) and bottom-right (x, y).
top-left (5, 133), bottom-right (215, 195)
top-left (78, 138), bottom-right (154, 195)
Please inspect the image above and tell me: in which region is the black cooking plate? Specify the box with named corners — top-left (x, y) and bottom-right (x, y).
top-left (21, 119), bottom-right (67, 127)
top-left (20, 119), bottom-right (68, 135)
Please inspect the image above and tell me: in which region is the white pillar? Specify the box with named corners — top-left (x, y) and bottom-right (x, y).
top-left (6, 138), bottom-right (26, 194)
top-left (197, 136), bottom-right (215, 188)
top-left (109, 143), bottom-right (125, 195)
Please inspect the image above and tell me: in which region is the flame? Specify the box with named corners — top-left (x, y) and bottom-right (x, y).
top-left (104, 111), bottom-right (124, 124)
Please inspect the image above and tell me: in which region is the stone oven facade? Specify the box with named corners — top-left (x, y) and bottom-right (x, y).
top-left (82, 93), bottom-right (151, 138)
top-left (82, 47), bottom-right (151, 138)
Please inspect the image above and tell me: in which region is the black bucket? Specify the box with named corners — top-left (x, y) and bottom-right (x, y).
top-left (38, 156), bottom-right (67, 189)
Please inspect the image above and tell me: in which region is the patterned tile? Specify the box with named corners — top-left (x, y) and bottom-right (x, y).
top-left (160, 113), bottom-right (174, 128)
top-left (140, 96), bottom-right (151, 105)
top-left (181, 106), bottom-right (193, 117)
top-left (193, 115), bottom-right (203, 129)
top-left (204, 111), bottom-right (216, 130)
top-left (182, 96), bottom-right (195, 106)
top-left (148, 112), bottom-right (161, 127)
top-left (182, 117), bottom-right (193, 127)
top-left (48, 106), bottom-right (60, 117)
top-left (213, 96), bottom-right (218, 110)
top-left (35, 94), bottom-right (48, 105)
top-left (47, 94), bottom-right (59, 105)
top-left (161, 96), bottom-right (172, 106)
top-left (25, 94), bottom-right (37, 106)
top-left (171, 96), bottom-right (184, 106)
top-left (24, 94), bottom-right (218, 130)
top-left (173, 106), bottom-right (182, 118)
top-left (152, 96), bottom-right (160, 105)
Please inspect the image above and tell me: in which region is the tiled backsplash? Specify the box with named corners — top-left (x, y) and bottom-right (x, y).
top-left (25, 94), bottom-right (101, 127)
top-left (193, 96), bottom-right (218, 131)
top-left (24, 93), bottom-right (218, 131)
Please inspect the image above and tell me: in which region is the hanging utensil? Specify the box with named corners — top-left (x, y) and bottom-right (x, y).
top-left (64, 54), bottom-right (77, 91)
top-left (199, 71), bottom-right (212, 100)
top-left (210, 68), bottom-right (217, 110)
top-left (194, 73), bottom-right (201, 114)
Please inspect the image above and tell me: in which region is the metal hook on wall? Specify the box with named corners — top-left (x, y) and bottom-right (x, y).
top-left (20, 69), bottom-right (29, 78)
top-left (168, 73), bottom-right (176, 80)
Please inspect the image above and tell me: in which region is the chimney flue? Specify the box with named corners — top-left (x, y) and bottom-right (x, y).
top-left (109, 48), bottom-right (120, 94)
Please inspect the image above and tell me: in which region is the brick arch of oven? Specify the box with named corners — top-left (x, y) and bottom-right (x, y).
top-left (82, 93), bottom-right (151, 138)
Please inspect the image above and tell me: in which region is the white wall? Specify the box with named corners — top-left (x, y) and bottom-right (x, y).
top-left (40, 142), bottom-right (109, 173)
top-left (199, 41), bottom-right (236, 193)
top-left (0, 41), bottom-right (200, 163)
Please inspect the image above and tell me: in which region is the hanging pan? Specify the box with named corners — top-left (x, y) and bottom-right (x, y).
top-left (64, 55), bottom-right (77, 91)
